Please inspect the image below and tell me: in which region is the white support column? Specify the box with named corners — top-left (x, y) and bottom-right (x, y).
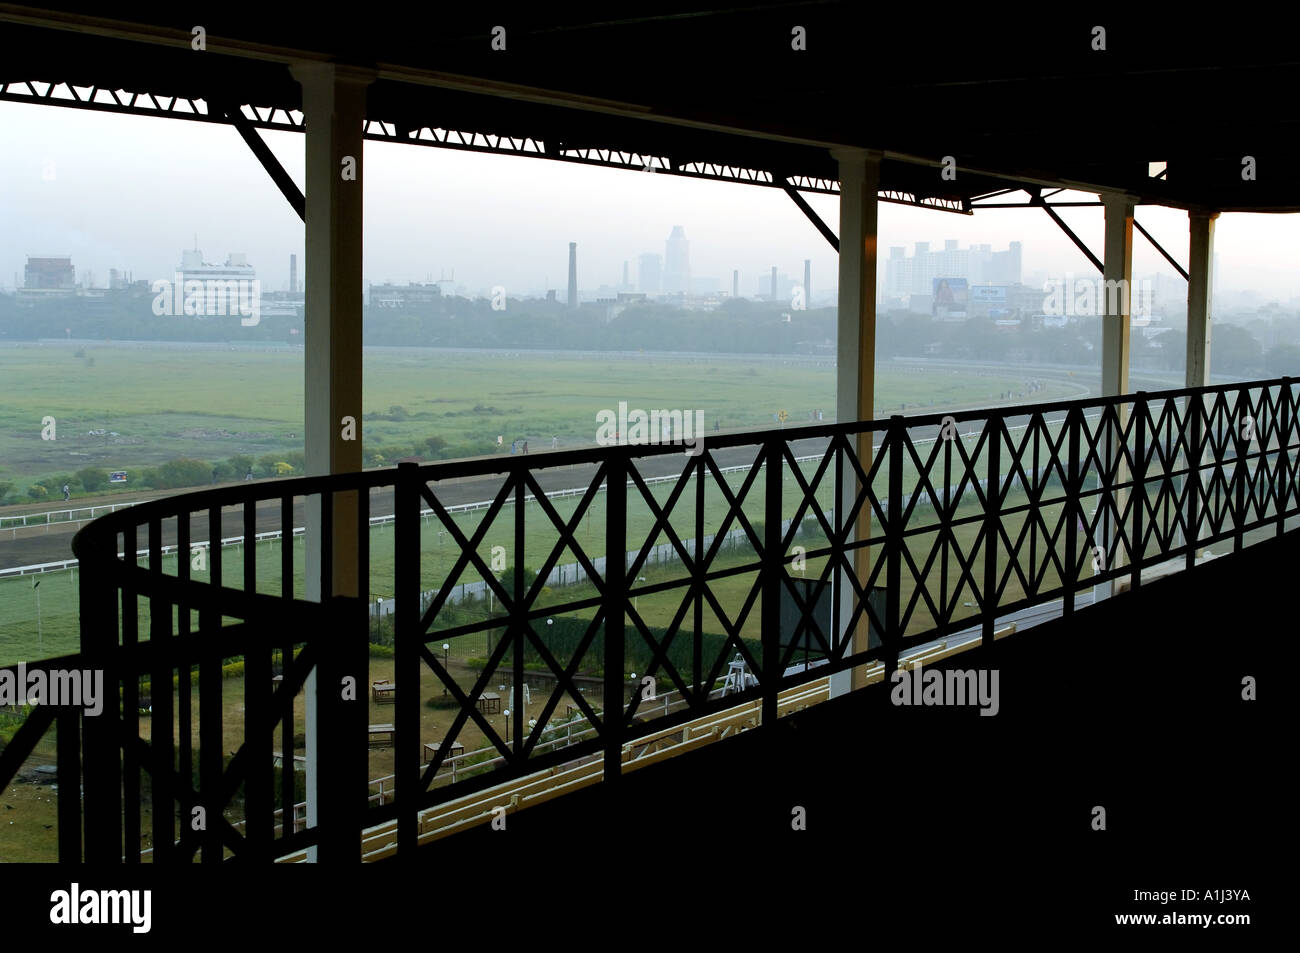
top-left (1185, 211), bottom-right (1218, 558)
top-left (1095, 192), bottom-right (1135, 601)
top-left (830, 147), bottom-right (881, 698)
top-left (291, 61), bottom-right (372, 859)
top-left (1186, 212), bottom-right (1217, 388)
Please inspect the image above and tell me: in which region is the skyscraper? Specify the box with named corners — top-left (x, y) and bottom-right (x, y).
top-left (663, 226), bottom-right (690, 294)
top-left (639, 253), bottom-right (662, 294)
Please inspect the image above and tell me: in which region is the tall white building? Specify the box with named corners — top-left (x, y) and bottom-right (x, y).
top-left (663, 226), bottom-right (691, 294)
top-left (884, 239), bottom-right (1022, 299)
top-left (638, 253), bottom-right (662, 294)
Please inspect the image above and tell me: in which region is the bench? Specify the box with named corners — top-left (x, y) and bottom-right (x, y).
top-left (423, 741), bottom-right (466, 765)
top-left (372, 681), bottom-right (396, 703)
top-left (368, 724), bottom-right (395, 747)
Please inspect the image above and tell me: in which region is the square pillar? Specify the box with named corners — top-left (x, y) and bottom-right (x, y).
top-left (1186, 212), bottom-right (1217, 389)
top-left (290, 61), bottom-right (373, 860)
top-left (1095, 193), bottom-right (1135, 601)
top-left (830, 148), bottom-right (881, 697)
top-left (1185, 211), bottom-right (1218, 560)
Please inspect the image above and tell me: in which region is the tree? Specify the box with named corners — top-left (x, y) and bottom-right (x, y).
top-left (423, 435), bottom-right (449, 457)
top-left (256, 453), bottom-right (283, 477)
top-left (76, 467), bottom-right (107, 492)
top-left (1213, 324), bottom-right (1263, 376)
top-left (1265, 343), bottom-right (1300, 377)
top-left (157, 458), bottom-right (212, 489)
top-left (27, 484), bottom-right (48, 500)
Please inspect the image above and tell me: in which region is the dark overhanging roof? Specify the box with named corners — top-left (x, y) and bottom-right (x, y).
top-left (2, 3), bottom-right (1299, 214)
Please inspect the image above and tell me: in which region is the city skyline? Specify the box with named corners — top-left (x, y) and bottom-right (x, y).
top-left (6, 101), bottom-right (1300, 307)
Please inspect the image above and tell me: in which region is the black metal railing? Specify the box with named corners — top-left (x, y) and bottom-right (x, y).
top-left (2, 376), bottom-right (1295, 862)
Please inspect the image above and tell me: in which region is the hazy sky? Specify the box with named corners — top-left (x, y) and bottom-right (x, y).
top-left (3, 100), bottom-right (1300, 304)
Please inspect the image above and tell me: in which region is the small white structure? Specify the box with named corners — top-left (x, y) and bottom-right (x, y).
top-left (721, 654), bottom-right (758, 696)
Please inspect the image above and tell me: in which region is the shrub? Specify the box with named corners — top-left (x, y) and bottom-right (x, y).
top-left (76, 467), bottom-right (108, 492)
top-left (27, 484), bottom-right (48, 500)
top-left (157, 458), bottom-right (212, 489)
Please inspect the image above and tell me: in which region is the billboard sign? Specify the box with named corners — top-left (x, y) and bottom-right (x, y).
top-left (970, 285), bottom-right (1007, 303)
top-left (932, 277), bottom-right (968, 318)
top-left (109, 471), bottom-right (127, 484)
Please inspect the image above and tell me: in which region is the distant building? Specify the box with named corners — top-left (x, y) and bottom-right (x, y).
top-left (884, 240), bottom-right (1022, 305)
top-left (663, 226), bottom-right (690, 294)
top-left (180, 248), bottom-right (255, 289)
top-left (22, 256), bottom-right (75, 296)
top-left (638, 253), bottom-right (662, 294)
top-left (368, 281), bottom-right (442, 308)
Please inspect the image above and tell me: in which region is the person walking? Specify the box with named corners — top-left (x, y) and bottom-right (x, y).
top-left (522, 440), bottom-right (529, 455)
top-left (62, 483), bottom-right (70, 502)
top-left (551, 435), bottom-right (558, 450)
top-left (245, 466), bottom-right (254, 481)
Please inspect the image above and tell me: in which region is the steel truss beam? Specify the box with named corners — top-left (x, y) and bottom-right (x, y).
top-left (1133, 219), bottom-right (1189, 280)
top-left (0, 78), bottom-right (976, 214)
top-left (1029, 189), bottom-right (1104, 273)
top-left (782, 182), bottom-right (839, 252)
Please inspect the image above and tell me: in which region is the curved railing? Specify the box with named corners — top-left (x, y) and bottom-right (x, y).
top-left (6, 376), bottom-right (1294, 862)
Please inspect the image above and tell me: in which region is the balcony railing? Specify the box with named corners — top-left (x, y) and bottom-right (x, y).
top-left (1, 376), bottom-right (1296, 862)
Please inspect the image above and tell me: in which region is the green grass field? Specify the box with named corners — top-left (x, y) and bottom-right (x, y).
top-left (0, 341), bottom-right (1096, 663)
top-left (0, 341), bottom-right (1084, 494)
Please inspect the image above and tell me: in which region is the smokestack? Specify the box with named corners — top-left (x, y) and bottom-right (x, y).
top-left (568, 242), bottom-right (577, 309)
top-left (290, 254), bottom-right (297, 294)
top-left (771, 266), bottom-right (778, 301)
top-left (732, 270), bottom-right (739, 299)
top-left (804, 259), bottom-right (811, 302)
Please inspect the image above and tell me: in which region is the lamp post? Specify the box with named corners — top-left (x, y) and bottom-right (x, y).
top-left (503, 709), bottom-right (510, 744)
top-left (442, 642), bottom-right (450, 694)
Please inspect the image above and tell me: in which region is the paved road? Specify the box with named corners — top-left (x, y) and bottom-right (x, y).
top-left (0, 436), bottom-right (839, 569)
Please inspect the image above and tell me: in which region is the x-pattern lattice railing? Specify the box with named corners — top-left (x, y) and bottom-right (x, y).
top-left (6, 376), bottom-right (1291, 862)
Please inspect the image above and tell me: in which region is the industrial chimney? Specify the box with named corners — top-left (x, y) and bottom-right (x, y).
top-left (771, 266), bottom-right (778, 301)
top-left (568, 242), bottom-right (578, 309)
top-left (290, 253), bottom-right (298, 294)
top-left (804, 259), bottom-right (811, 303)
